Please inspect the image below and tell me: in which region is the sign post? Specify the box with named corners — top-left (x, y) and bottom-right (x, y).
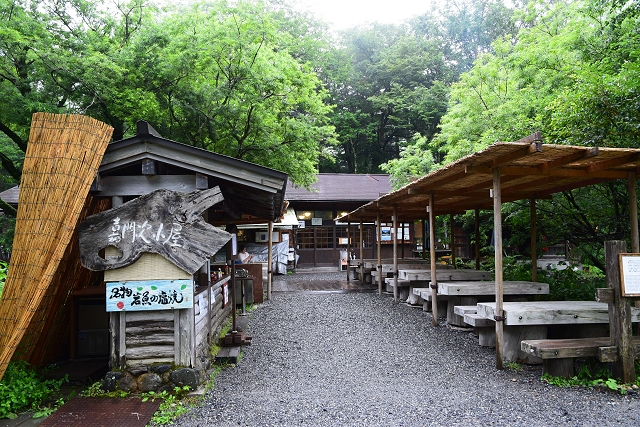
top-left (603, 243), bottom-right (636, 383)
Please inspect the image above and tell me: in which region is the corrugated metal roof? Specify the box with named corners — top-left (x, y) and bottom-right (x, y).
top-left (285, 174), bottom-right (391, 202)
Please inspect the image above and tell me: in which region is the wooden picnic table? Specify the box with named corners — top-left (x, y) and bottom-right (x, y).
top-left (439, 281), bottom-right (548, 296)
top-left (476, 301), bottom-right (640, 325)
top-left (398, 269), bottom-right (491, 281)
top-left (442, 281), bottom-right (549, 327)
top-left (476, 301), bottom-right (640, 363)
top-left (362, 258), bottom-right (431, 270)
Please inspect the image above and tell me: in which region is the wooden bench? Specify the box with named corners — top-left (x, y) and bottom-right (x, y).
top-left (463, 313), bottom-right (495, 347)
top-left (383, 278), bottom-right (412, 300)
top-left (521, 337), bottom-right (640, 378)
top-left (453, 305), bottom-right (478, 317)
top-left (415, 288), bottom-right (448, 313)
top-left (452, 306), bottom-right (495, 346)
top-left (477, 301), bottom-right (640, 364)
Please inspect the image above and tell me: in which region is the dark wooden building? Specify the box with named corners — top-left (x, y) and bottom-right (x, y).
top-left (285, 174), bottom-right (415, 268)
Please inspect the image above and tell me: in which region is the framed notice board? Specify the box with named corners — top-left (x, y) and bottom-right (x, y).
top-left (619, 253), bottom-right (640, 297)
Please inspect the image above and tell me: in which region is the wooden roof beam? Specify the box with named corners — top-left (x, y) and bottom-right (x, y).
top-left (397, 170), bottom-right (469, 198)
top-left (466, 165), bottom-right (627, 179)
top-left (535, 177), bottom-right (612, 198)
top-left (514, 131), bottom-right (543, 144)
top-left (538, 147), bottom-right (599, 172)
top-left (486, 140), bottom-right (542, 169)
top-left (587, 152), bottom-right (640, 173)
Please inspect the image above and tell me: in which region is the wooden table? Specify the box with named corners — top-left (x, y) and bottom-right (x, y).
top-left (440, 281), bottom-right (549, 327)
top-left (476, 301), bottom-right (640, 363)
top-left (398, 269), bottom-right (491, 282)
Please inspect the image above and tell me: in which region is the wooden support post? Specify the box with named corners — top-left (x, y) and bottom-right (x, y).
top-left (207, 259), bottom-right (211, 344)
top-left (629, 173), bottom-right (639, 253)
top-left (475, 208), bottom-right (480, 270)
top-left (493, 167), bottom-right (504, 370)
top-left (429, 193), bottom-right (438, 326)
top-left (450, 214), bottom-right (456, 268)
top-left (347, 222), bottom-right (351, 282)
top-left (531, 197), bottom-right (537, 282)
top-left (377, 210), bottom-right (383, 295)
top-left (422, 219), bottom-right (427, 260)
top-left (629, 173), bottom-right (640, 327)
top-left (359, 218), bottom-right (364, 282)
top-left (401, 222), bottom-right (405, 259)
top-left (393, 205), bottom-right (398, 303)
top-left (605, 241), bottom-right (635, 383)
top-left (267, 221), bottom-right (273, 300)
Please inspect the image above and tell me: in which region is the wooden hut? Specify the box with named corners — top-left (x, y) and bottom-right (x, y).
top-left (3, 120), bottom-right (288, 386)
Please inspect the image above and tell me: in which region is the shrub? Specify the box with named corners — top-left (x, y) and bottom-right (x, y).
top-left (500, 256), bottom-right (605, 301)
top-left (0, 361), bottom-right (65, 419)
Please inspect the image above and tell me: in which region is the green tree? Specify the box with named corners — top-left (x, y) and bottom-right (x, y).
top-left (432, 0), bottom-right (640, 268)
top-left (124, 0), bottom-right (335, 187)
top-left (324, 22), bottom-right (455, 174)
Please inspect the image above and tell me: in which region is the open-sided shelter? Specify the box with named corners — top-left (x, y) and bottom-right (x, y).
top-left (337, 132), bottom-right (640, 369)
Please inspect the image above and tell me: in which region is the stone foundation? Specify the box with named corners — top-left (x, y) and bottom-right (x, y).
top-left (102, 364), bottom-right (204, 393)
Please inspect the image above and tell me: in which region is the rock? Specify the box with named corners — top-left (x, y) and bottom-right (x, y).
top-left (127, 364), bottom-right (149, 376)
top-left (138, 373), bottom-right (163, 392)
top-left (102, 371), bottom-right (123, 392)
top-left (118, 372), bottom-right (138, 393)
top-left (171, 368), bottom-right (200, 389)
top-left (151, 364), bottom-right (173, 374)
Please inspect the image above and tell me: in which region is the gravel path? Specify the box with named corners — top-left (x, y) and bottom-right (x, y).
top-left (174, 273), bottom-right (640, 426)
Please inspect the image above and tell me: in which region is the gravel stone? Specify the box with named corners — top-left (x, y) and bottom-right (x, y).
top-left (172, 272), bottom-right (640, 426)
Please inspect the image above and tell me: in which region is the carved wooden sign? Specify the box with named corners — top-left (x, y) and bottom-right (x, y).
top-left (78, 187), bottom-right (232, 274)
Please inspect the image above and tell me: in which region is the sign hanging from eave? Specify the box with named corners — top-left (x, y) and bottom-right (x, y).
top-left (78, 187), bottom-right (232, 274)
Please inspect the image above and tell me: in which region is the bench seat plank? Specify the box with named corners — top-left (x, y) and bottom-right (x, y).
top-left (453, 305), bottom-right (478, 316)
top-left (464, 313), bottom-right (494, 328)
top-left (417, 290), bottom-right (447, 302)
top-left (521, 337), bottom-right (640, 359)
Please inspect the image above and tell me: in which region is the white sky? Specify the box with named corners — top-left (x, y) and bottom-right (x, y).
top-left (295, 0), bottom-right (438, 31)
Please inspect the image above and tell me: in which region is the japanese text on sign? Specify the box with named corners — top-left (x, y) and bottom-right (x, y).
top-left (620, 254), bottom-right (640, 297)
top-left (106, 279), bottom-right (193, 311)
top-left (107, 217), bottom-right (183, 247)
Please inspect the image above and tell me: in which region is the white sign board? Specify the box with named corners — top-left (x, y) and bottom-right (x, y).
top-left (106, 279), bottom-right (193, 311)
top-left (620, 254), bottom-right (640, 297)
top-left (311, 217), bottom-right (323, 226)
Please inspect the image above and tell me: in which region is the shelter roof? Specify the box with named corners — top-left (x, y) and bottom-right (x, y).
top-left (97, 121), bottom-right (288, 224)
top-left (285, 174), bottom-right (391, 202)
top-left (0, 186), bottom-right (19, 206)
top-left (337, 133), bottom-right (640, 222)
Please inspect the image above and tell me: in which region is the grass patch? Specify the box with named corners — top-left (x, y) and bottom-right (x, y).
top-left (542, 360), bottom-right (640, 395)
top-left (504, 361), bottom-right (522, 371)
top-left (144, 386), bottom-right (194, 426)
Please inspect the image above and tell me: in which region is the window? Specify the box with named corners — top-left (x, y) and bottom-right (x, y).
top-left (297, 228), bottom-right (315, 249)
top-left (336, 226), bottom-right (373, 249)
top-left (315, 227), bottom-right (334, 249)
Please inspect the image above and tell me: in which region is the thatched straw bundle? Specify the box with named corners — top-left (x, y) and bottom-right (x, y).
top-left (0, 113), bottom-right (112, 381)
